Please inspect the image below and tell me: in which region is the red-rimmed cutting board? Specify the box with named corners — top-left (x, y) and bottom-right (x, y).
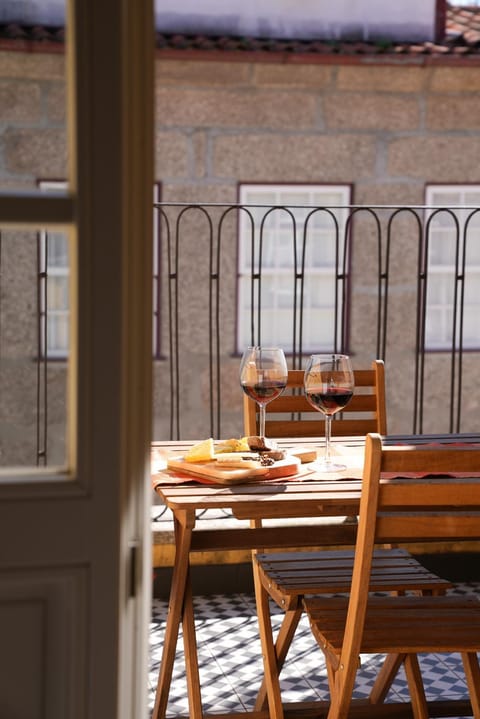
top-left (166, 455), bottom-right (301, 485)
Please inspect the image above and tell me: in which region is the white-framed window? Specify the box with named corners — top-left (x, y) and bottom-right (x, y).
top-left (38, 181), bottom-right (70, 358)
top-left (39, 180), bottom-right (162, 359)
top-left (425, 185), bottom-right (480, 350)
top-left (237, 184), bottom-right (351, 353)
top-left (152, 182), bottom-right (161, 358)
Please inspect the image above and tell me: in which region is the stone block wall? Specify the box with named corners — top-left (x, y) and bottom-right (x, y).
top-left (155, 59), bottom-right (480, 200)
top-left (1, 46), bottom-right (480, 458)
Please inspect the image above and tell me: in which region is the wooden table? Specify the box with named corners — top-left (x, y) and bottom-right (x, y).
top-left (151, 435), bottom-right (480, 719)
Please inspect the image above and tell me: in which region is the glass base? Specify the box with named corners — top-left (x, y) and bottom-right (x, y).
top-left (311, 458), bottom-right (347, 473)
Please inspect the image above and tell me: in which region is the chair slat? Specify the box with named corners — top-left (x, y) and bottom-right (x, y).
top-left (264, 417), bottom-right (379, 438)
top-left (261, 393), bottom-right (377, 415)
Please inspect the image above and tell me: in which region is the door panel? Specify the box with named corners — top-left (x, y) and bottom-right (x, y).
top-left (0, 567), bottom-right (87, 719)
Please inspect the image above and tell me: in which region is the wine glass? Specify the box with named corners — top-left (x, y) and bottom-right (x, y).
top-left (304, 354), bottom-right (355, 471)
top-left (239, 347), bottom-right (288, 440)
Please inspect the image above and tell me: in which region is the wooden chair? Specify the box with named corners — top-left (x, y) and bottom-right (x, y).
top-left (243, 359), bottom-right (388, 438)
top-left (303, 433), bottom-right (480, 719)
top-left (249, 360), bottom-right (452, 713)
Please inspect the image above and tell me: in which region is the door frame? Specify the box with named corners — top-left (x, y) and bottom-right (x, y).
top-left (0, 1), bottom-right (154, 717)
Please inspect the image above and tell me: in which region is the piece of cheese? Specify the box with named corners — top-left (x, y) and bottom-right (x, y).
top-left (290, 447), bottom-right (318, 463)
top-left (214, 453), bottom-right (261, 469)
top-left (184, 437), bottom-right (215, 462)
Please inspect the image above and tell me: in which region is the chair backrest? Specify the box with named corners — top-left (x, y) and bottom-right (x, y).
top-left (365, 435), bottom-right (480, 546)
top-left (335, 433), bottom-right (480, 712)
top-left (243, 359), bottom-right (387, 438)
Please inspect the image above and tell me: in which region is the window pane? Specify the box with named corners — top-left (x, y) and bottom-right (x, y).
top-left (304, 275), bottom-right (335, 306)
top-left (464, 277), bottom-right (480, 304)
top-left (302, 308), bottom-right (335, 351)
top-left (463, 306), bottom-right (480, 345)
top-left (465, 228), bottom-right (480, 263)
top-left (427, 274), bottom-right (453, 305)
top-left (47, 232), bottom-right (69, 268)
top-left (425, 308), bottom-right (445, 347)
top-left (429, 191), bottom-right (459, 207)
top-left (428, 234), bottom-right (457, 266)
top-left (40, 231), bottom-right (70, 358)
top-left (464, 193), bottom-right (480, 206)
top-left (0, 229), bottom-right (69, 466)
top-left (47, 315), bottom-right (69, 355)
top-left (262, 276), bottom-right (294, 309)
top-left (47, 276), bottom-right (69, 310)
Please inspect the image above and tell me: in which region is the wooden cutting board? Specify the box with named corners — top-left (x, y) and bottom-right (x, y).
top-left (167, 455), bottom-right (301, 485)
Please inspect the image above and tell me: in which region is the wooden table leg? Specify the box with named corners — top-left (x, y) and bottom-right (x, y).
top-left (182, 574), bottom-right (203, 717)
top-left (152, 512), bottom-right (196, 719)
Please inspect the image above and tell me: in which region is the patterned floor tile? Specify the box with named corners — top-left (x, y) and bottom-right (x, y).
top-left (149, 582), bottom-right (480, 717)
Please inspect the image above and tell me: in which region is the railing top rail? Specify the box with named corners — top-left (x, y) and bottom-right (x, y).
top-left (155, 202), bottom-right (480, 210)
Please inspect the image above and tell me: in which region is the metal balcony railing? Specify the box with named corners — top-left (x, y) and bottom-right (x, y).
top-left (154, 202), bottom-right (480, 443)
top-left (0, 203), bottom-right (479, 467)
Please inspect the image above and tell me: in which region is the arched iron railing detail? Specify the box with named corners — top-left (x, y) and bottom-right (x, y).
top-left (384, 208), bottom-right (423, 433)
top-left (152, 202), bottom-right (480, 440)
top-left (3, 201), bottom-right (480, 467)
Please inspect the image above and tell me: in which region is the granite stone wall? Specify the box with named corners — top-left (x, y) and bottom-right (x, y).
top-left (1, 48), bottom-right (480, 459)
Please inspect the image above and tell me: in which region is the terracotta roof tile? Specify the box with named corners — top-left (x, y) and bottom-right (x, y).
top-left (154, 5), bottom-right (480, 58)
top-left (1, 5), bottom-right (480, 58)
top-left (0, 22), bottom-right (65, 44)
top-left (447, 5), bottom-right (480, 39)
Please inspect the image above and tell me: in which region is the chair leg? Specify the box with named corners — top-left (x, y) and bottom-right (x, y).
top-left (368, 653), bottom-right (405, 704)
top-left (403, 654), bottom-right (429, 719)
top-left (254, 606), bottom-right (303, 710)
top-left (326, 659), bottom-right (337, 696)
top-left (252, 557), bottom-right (286, 719)
top-left (326, 658), bottom-right (361, 719)
top-left (462, 652), bottom-right (480, 718)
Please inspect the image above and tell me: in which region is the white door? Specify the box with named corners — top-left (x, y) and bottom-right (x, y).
top-left (0, 1), bottom-right (154, 718)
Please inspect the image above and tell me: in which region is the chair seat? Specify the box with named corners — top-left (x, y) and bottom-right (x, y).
top-left (256, 547), bottom-right (452, 611)
top-left (304, 594), bottom-right (480, 661)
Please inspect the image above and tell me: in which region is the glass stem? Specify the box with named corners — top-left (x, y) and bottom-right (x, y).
top-left (324, 415), bottom-right (332, 465)
top-left (259, 403), bottom-right (266, 439)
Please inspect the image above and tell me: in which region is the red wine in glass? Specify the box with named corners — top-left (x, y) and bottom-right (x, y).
top-left (306, 387), bottom-right (354, 415)
top-left (241, 380), bottom-right (286, 404)
top-left (239, 347), bottom-right (288, 440)
top-left (304, 354), bottom-right (355, 471)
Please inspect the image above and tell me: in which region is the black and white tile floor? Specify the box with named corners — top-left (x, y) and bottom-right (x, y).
top-left (149, 583), bottom-right (480, 717)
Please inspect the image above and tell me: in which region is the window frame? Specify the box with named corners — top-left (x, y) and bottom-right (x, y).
top-left (38, 180), bottom-right (162, 359)
top-left (38, 180), bottom-right (70, 360)
top-left (236, 183), bottom-right (352, 355)
top-left (424, 184), bottom-right (480, 351)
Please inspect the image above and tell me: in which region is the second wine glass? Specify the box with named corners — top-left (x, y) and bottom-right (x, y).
top-left (239, 347), bottom-right (288, 440)
top-left (304, 354), bottom-right (355, 471)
